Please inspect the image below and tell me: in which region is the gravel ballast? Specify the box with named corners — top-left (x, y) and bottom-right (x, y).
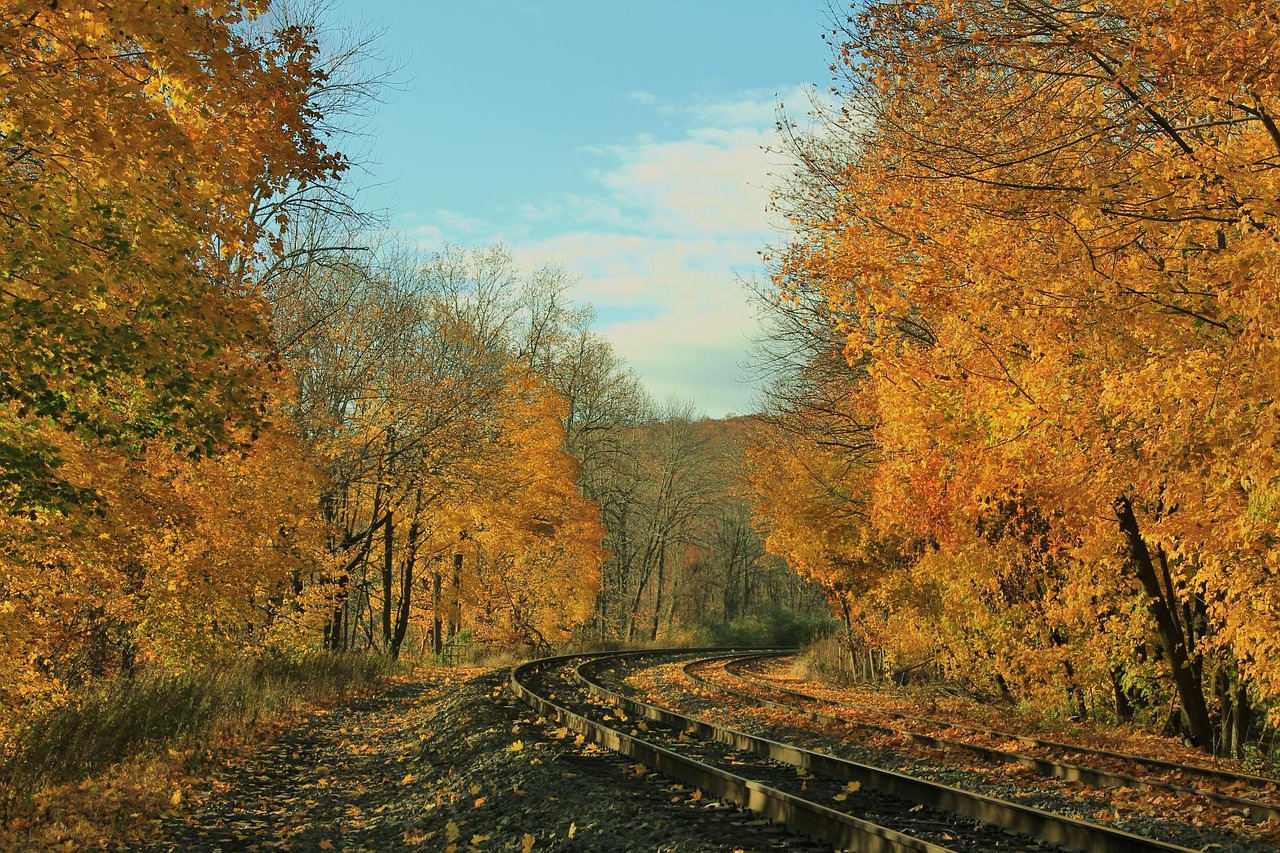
top-left (144, 668), bottom-right (830, 852)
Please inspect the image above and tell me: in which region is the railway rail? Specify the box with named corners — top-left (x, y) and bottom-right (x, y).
top-left (682, 652), bottom-right (1280, 824)
top-left (510, 649), bottom-right (1210, 853)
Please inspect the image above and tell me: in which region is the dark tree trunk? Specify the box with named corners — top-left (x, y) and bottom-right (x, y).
top-left (1231, 680), bottom-right (1252, 758)
top-left (381, 509), bottom-right (394, 648)
top-left (389, 520), bottom-right (417, 659)
top-left (448, 552), bottom-right (463, 640)
top-left (1113, 496), bottom-right (1214, 749)
top-left (649, 544), bottom-right (666, 642)
top-left (431, 569), bottom-right (443, 655)
top-left (323, 573), bottom-right (348, 651)
top-left (323, 491), bottom-right (387, 651)
top-left (1111, 668), bottom-right (1135, 723)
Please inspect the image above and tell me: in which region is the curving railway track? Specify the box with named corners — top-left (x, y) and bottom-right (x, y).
top-left (509, 648), bottom-right (1253, 853)
top-left (685, 652), bottom-right (1280, 826)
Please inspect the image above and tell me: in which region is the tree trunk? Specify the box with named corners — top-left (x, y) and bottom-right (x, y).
top-left (1113, 496), bottom-right (1215, 749)
top-left (390, 520), bottom-right (418, 659)
top-left (431, 569), bottom-right (443, 655)
top-left (448, 552), bottom-right (462, 640)
top-left (381, 509), bottom-right (394, 648)
top-left (323, 491), bottom-right (386, 650)
top-left (649, 544), bottom-right (666, 642)
top-left (1111, 668), bottom-right (1135, 723)
top-left (1232, 680), bottom-right (1252, 758)
top-left (324, 574), bottom-right (348, 651)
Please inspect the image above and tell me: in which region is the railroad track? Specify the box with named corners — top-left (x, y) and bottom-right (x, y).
top-left (510, 649), bottom-right (1204, 853)
top-left (684, 652), bottom-right (1280, 825)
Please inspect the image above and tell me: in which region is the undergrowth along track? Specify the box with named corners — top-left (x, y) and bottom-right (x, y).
top-left (511, 649), bottom-right (1200, 853)
top-left (691, 652), bottom-right (1280, 825)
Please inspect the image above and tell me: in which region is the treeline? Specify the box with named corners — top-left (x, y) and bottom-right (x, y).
top-left (1, 0), bottom-right (351, 731)
top-left (751, 0), bottom-right (1280, 755)
top-left (277, 243), bottom-right (825, 660)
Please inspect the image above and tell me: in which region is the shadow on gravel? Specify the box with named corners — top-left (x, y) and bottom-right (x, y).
top-left (143, 668), bottom-right (829, 852)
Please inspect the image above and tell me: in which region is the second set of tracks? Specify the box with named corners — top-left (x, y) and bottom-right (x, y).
top-left (510, 649), bottom-right (1276, 852)
top-left (688, 654), bottom-right (1280, 824)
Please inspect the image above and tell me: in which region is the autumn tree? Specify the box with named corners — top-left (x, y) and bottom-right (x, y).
top-left (276, 245), bottom-right (609, 657)
top-left (0, 1), bottom-right (346, 510)
top-left (0, 0), bottom-right (358, 726)
top-left (760, 0), bottom-right (1280, 751)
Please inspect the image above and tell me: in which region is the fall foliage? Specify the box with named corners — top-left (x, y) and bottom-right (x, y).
top-left (0, 0), bottom-right (617, 753)
top-left (0, 0), bottom-right (344, 727)
top-left (17, 5), bottom-right (1280, 846)
top-left (754, 0), bottom-right (1280, 753)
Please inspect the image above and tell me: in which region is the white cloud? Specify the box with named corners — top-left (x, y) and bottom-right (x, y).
top-left (400, 88), bottom-right (806, 416)
top-left (404, 222), bottom-right (446, 252)
top-left (432, 208), bottom-right (489, 235)
top-left (600, 299), bottom-right (760, 417)
top-left (596, 126), bottom-right (783, 236)
top-left (516, 232), bottom-right (762, 308)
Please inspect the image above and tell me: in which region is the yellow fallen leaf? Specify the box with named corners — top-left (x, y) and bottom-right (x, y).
top-left (446, 821), bottom-right (460, 842)
top-left (474, 796), bottom-right (487, 808)
top-left (170, 789), bottom-right (182, 806)
top-left (400, 773), bottom-right (415, 786)
top-left (833, 793), bottom-right (848, 801)
top-left (509, 740), bottom-right (524, 752)
top-left (568, 823), bottom-right (576, 840)
top-left (471, 834), bottom-right (490, 844)
top-left (522, 833), bottom-right (536, 853)
top-left (843, 781), bottom-right (862, 793)
top-left (319, 841), bottom-right (334, 851)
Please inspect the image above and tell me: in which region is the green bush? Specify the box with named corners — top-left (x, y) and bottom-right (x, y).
top-left (690, 603), bottom-right (839, 648)
top-left (0, 651), bottom-right (396, 802)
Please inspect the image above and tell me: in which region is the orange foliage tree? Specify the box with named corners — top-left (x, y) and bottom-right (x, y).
top-left (0, 0), bottom-right (346, 728)
top-left (280, 247), bottom-right (607, 657)
top-left (758, 0), bottom-right (1280, 751)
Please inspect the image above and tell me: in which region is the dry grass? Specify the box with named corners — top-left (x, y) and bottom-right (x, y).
top-left (0, 650), bottom-right (398, 848)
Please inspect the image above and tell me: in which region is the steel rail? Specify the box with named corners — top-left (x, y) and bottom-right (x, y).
top-left (699, 653), bottom-right (1280, 824)
top-left (511, 649), bottom-right (956, 853)
top-left (573, 652), bottom-right (1200, 853)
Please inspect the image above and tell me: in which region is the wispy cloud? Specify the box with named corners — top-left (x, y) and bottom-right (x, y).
top-left (401, 88), bottom-right (804, 416)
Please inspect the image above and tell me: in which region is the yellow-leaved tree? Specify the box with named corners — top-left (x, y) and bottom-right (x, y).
top-left (0, 0), bottom-right (345, 725)
top-left (759, 0), bottom-right (1280, 752)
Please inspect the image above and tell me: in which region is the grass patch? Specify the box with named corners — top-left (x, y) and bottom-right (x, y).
top-left (690, 604), bottom-right (839, 648)
top-left (0, 651), bottom-right (397, 808)
top-left (789, 634), bottom-right (862, 687)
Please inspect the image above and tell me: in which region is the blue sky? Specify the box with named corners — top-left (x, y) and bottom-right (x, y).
top-left (329, 1), bottom-right (838, 416)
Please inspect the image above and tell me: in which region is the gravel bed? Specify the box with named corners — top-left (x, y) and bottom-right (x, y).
top-left (609, 661), bottom-right (1277, 853)
top-left (141, 668), bottom-right (833, 852)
